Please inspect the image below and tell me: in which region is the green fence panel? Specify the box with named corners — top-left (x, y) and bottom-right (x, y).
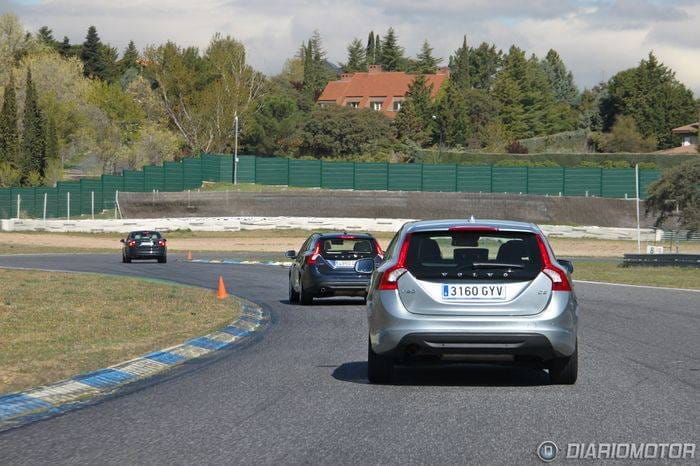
top-left (422, 164), bottom-right (457, 192)
top-left (528, 168), bottom-right (565, 195)
top-left (35, 187), bottom-right (58, 218)
top-left (123, 170), bottom-right (146, 193)
top-left (255, 157), bottom-right (289, 185)
top-left (102, 174), bottom-right (124, 210)
top-left (11, 188), bottom-right (35, 218)
top-left (639, 170), bottom-right (661, 199)
top-left (163, 161), bottom-right (185, 192)
top-left (602, 169), bottom-right (635, 198)
top-left (236, 155), bottom-right (256, 183)
top-left (563, 168), bottom-right (601, 197)
top-left (218, 154), bottom-right (233, 182)
top-left (79, 179), bottom-right (103, 216)
top-left (289, 159), bottom-right (321, 187)
top-left (144, 165), bottom-right (164, 191)
top-left (321, 161), bottom-right (354, 189)
top-left (355, 162), bottom-right (388, 190)
top-left (201, 154), bottom-right (219, 182)
top-left (56, 181), bottom-right (81, 218)
top-left (492, 167), bottom-right (528, 194)
top-left (457, 165), bottom-right (492, 193)
top-left (0, 188), bottom-right (11, 218)
top-left (388, 163), bottom-right (422, 191)
top-left (182, 158), bottom-right (203, 189)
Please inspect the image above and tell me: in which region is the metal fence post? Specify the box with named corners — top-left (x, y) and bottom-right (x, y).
top-left (67, 191), bottom-right (70, 220)
top-left (43, 192), bottom-right (47, 222)
top-left (91, 191), bottom-right (95, 220)
top-left (16, 194), bottom-right (20, 220)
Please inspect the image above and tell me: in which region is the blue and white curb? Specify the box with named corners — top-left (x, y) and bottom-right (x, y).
top-left (0, 296), bottom-right (268, 431)
top-left (184, 258), bottom-right (293, 267)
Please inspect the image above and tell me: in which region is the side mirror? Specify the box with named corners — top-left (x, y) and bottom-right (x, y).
top-left (355, 258), bottom-right (375, 274)
top-left (558, 259), bottom-right (574, 275)
top-left (284, 250), bottom-right (296, 259)
top-left (120, 239), bottom-right (125, 243)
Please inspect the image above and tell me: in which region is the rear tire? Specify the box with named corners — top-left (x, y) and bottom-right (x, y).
top-left (288, 275), bottom-right (299, 303)
top-left (122, 253), bottom-right (127, 263)
top-left (548, 342), bottom-right (578, 385)
top-left (367, 337), bottom-right (394, 384)
top-left (299, 280), bottom-right (313, 305)
top-left (125, 256), bottom-right (132, 264)
top-left (158, 255), bottom-right (167, 263)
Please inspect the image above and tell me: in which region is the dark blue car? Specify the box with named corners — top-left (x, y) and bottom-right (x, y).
top-left (286, 233), bottom-right (383, 305)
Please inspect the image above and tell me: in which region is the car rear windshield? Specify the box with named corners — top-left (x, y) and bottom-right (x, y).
top-left (405, 231), bottom-right (543, 281)
top-left (319, 237), bottom-right (375, 259)
top-left (131, 232), bottom-right (161, 240)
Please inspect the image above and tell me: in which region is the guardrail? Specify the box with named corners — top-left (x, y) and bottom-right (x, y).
top-left (622, 254), bottom-right (700, 268)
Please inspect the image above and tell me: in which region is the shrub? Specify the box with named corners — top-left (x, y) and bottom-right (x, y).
top-left (506, 141), bottom-right (528, 154)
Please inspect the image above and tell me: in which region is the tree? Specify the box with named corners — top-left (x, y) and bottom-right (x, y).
top-left (394, 75), bottom-right (434, 146)
top-left (145, 34), bottom-right (266, 154)
top-left (0, 73), bottom-right (19, 165)
top-left (301, 31), bottom-right (332, 100)
top-left (36, 26), bottom-right (57, 48)
top-left (343, 38), bottom-right (366, 73)
top-left (590, 115), bottom-right (657, 152)
top-left (20, 69), bottom-right (46, 181)
top-left (1, 13), bottom-right (37, 81)
top-left (469, 42), bottom-right (502, 90)
top-left (433, 82), bottom-right (470, 146)
top-left (366, 31), bottom-right (378, 65)
top-left (414, 39), bottom-right (441, 73)
top-left (379, 27), bottom-right (405, 71)
top-left (646, 159), bottom-right (700, 231)
top-left (44, 114), bottom-right (59, 162)
top-left (119, 40), bottom-right (140, 77)
top-left (541, 49), bottom-right (578, 105)
top-left (579, 82), bottom-right (607, 131)
top-left (118, 122), bottom-right (181, 169)
top-left (602, 52), bottom-right (696, 148)
top-left (449, 36), bottom-right (470, 90)
top-left (80, 26), bottom-right (108, 80)
top-left (245, 94), bottom-right (302, 156)
top-left (58, 36), bottom-right (72, 57)
top-left (297, 105), bottom-right (393, 158)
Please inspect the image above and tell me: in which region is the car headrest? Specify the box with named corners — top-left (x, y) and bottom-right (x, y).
top-left (496, 240), bottom-right (530, 263)
top-left (419, 238), bottom-right (443, 262)
top-left (353, 241), bottom-right (372, 253)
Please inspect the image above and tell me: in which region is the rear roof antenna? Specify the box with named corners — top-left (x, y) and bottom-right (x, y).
top-left (469, 215), bottom-right (476, 223)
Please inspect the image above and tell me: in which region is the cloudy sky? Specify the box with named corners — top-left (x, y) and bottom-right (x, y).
top-left (4, 0), bottom-right (700, 93)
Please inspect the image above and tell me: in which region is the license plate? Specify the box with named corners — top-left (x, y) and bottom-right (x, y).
top-left (140, 241), bottom-right (154, 247)
top-left (442, 284), bottom-right (507, 300)
top-left (332, 260), bottom-right (356, 268)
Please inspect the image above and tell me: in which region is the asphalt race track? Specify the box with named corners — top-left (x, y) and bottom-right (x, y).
top-left (0, 254), bottom-right (698, 464)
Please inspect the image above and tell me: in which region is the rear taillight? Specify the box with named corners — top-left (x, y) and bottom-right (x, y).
top-left (128, 240), bottom-right (137, 247)
top-left (536, 235), bottom-right (571, 292)
top-left (377, 234), bottom-right (412, 290)
top-left (374, 241), bottom-right (384, 259)
top-left (158, 239), bottom-right (166, 247)
top-left (305, 242), bottom-right (321, 265)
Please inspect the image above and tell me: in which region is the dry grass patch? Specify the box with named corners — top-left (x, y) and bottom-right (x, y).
top-left (0, 269), bottom-right (241, 394)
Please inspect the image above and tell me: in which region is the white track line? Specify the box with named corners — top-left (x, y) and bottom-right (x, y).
top-left (574, 280), bottom-right (700, 293)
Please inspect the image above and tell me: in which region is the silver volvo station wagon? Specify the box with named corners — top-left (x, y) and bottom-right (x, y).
top-left (365, 219), bottom-right (578, 385)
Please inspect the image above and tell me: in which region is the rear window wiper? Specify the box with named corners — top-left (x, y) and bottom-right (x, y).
top-left (471, 262), bottom-right (525, 269)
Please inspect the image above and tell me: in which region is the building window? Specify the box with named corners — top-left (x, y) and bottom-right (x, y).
top-left (371, 102), bottom-right (382, 111)
top-left (347, 102), bottom-right (359, 108)
top-left (393, 101), bottom-right (403, 111)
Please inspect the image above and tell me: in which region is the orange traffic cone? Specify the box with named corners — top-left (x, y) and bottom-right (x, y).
top-left (217, 276), bottom-right (229, 299)
top-left (186, 251), bottom-right (192, 261)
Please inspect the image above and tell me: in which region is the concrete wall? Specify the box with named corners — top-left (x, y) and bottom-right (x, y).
top-left (0, 217), bottom-right (658, 241)
top-left (119, 189), bottom-right (656, 229)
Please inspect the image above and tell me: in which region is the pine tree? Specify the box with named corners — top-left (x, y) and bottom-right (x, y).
top-left (121, 40), bottom-right (139, 70)
top-left (434, 82), bottom-right (470, 146)
top-left (449, 36), bottom-right (470, 90)
top-left (301, 31), bottom-right (332, 100)
top-left (379, 28), bottom-right (404, 71)
top-left (20, 69), bottom-right (46, 182)
top-left (541, 49), bottom-right (579, 105)
top-left (469, 42), bottom-right (502, 90)
top-left (36, 26), bottom-right (57, 47)
top-left (44, 115), bottom-right (59, 162)
top-left (58, 36), bottom-right (72, 57)
top-left (415, 39), bottom-right (441, 74)
top-left (0, 74), bottom-right (20, 166)
top-left (344, 38), bottom-right (366, 73)
top-left (81, 25), bottom-right (107, 79)
top-left (394, 75), bottom-right (434, 146)
top-left (366, 31), bottom-right (376, 65)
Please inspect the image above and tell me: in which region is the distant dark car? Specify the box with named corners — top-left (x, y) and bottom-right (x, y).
top-left (121, 231), bottom-right (167, 263)
top-left (286, 233), bottom-right (383, 305)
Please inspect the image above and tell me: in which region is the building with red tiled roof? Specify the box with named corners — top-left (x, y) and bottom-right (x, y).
top-left (316, 65), bottom-right (449, 118)
top-left (657, 121), bottom-right (698, 154)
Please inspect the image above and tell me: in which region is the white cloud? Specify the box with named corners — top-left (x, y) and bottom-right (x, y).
top-left (4, 0), bottom-right (700, 94)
